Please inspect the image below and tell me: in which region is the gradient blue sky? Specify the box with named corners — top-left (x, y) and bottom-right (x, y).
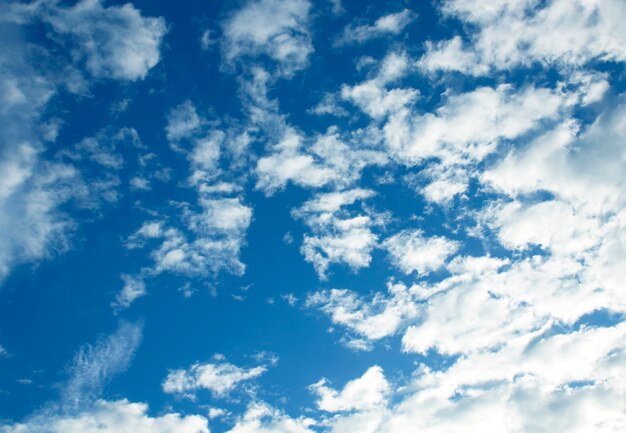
top-left (1, 1), bottom-right (625, 432)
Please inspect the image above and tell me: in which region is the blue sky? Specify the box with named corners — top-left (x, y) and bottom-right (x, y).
top-left (1, 0), bottom-right (625, 432)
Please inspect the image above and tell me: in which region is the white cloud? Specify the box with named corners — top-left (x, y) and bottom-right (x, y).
top-left (383, 229), bottom-right (459, 275)
top-left (0, 32), bottom-right (79, 282)
top-left (0, 399), bottom-right (209, 433)
top-left (128, 197), bottom-right (252, 278)
top-left (222, 0), bottom-right (312, 76)
top-left (46, 0), bottom-right (167, 81)
top-left (256, 128), bottom-right (387, 196)
top-left (310, 366), bottom-right (390, 412)
top-left (293, 189), bottom-right (382, 279)
top-left (62, 321), bottom-right (143, 409)
top-left (255, 130), bottom-right (338, 194)
top-left (224, 402), bottom-right (315, 433)
top-left (112, 274), bottom-right (147, 311)
top-left (421, 0), bottom-right (626, 75)
top-left (0, 345), bottom-right (7, 357)
top-left (336, 9), bottom-right (415, 46)
top-left (166, 101), bottom-right (203, 143)
top-left (163, 357), bottom-right (267, 398)
top-left (341, 51), bottom-right (418, 120)
top-left (385, 84), bottom-right (564, 167)
top-left (306, 281), bottom-right (420, 345)
top-left (383, 84), bottom-right (565, 202)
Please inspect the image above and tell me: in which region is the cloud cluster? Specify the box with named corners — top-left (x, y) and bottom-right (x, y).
top-left (420, 0), bottom-right (626, 75)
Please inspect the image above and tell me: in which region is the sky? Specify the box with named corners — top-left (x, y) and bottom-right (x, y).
top-left (0, 0), bottom-right (625, 432)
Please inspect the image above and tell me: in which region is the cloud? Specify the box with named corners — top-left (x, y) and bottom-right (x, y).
top-left (46, 0), bottom-right (167, 81)
top-left (310, 366), bottom-right (390, 412)
top-left (383, 84), bottom-right (565, 202)
top-left (62, 321), bottom-right (143, 409)
top-left (128, 196), bottom-right (252, 278)
top-left (293, 189), bottom-right (382, 279)
top-left (224, 402), bottom-right (315, 433)
top-left (0, 399), bottom-right (209, 433)
top-left (222, 0), bottom-right (313, 76)
top-left (163, 356), bottom-right (268, 398)
top-left (112, 274), bottom-right (147, 311)
top-left (166, 101), bottom-right (203, 143)
top-left (336, 9), bottom-right (415, 46)
top-left (420, 0), bottom-right (626, 75)
top-left (383, 229), bottom-right (459, 275)
top-left (306, 281), bottom-right (420, 346)
top-left (0, 32), bottom-right (77, 282)
top-left (340, 51), bottom-right (418, 119)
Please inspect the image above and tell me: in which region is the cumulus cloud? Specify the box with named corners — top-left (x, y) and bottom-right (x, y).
top-left (306, 281), bottom-right (420, 347)
top-left (420, 0), bottom-right (626, 75)
top-left (222, 0), bottom-right (312, 76)
top-left (383, 229), bottom-right (459, 275)
top-left (293, 189), bottom-right (383, 279)
top-left (46, 0), bottom-right (167, 81)
top-left (0, 399), bottom-right (209, 433)
top-left (341, 51), bottom-right (418, 119)
top-left (163, 356), bottom-right (268, 398)
top-left (336, 9), bottom-right (415, 46)
top-left (310, 366), bottom-right (390, 412)
top-left (384, 84), bottom-right (565, 202)
top-left (223, 401), bottom-right (315, 433)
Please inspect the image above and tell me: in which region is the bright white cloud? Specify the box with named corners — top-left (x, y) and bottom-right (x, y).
top-left (306, 281), bottom-right (420, 345)
top-left (383, 229), bottom-right (459, 275)
top-left (385, 84), bottom-right (564, 167)
top-left (0, 399), bottom-right (209, 433)
top-left (341, 52), bottom-right (418, 120)
top-left (163, 357), bottom-right (267, 398)
top-left (294, 189), bottom-right (381, 278)
top-left (421, 0), bottom-right (626, 75)
top-left (383, 84), bottom-right (565, 202)
top-left (224, 402), bottom-right (315, 433)
top-left (310, 366), bottom-right (390, 412)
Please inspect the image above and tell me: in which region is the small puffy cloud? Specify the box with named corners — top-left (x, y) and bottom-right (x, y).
top-left (166, 101), bottom-right (203, 143)
top-left (222, 0), bottom-right (313, 76)
top-left (163, 357), bottom-right (268, 398)
top-left (112, 274), bottom-right (147, 311)
top-left (46, 0), bottom-right (167, 81)
top-left (341, 51), bottom-right (418, 119)
top-left (0, 399), bottom-right (209, 433)
top-left (383, 229), bottom-right (459, 275)
top-left (310, 366), bottom-right (390, 412)
top-left (336, 9), bottom-right (415, 46)
top-left (255, 129), bottom-right (337, 194)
